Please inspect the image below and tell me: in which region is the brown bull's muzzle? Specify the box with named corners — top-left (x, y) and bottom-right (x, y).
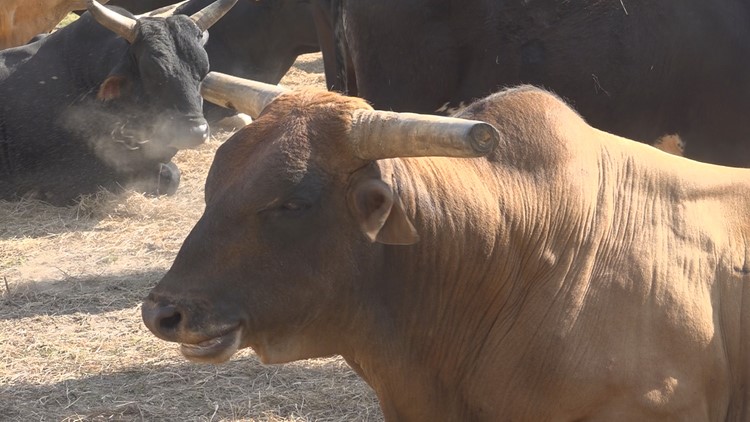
top-left (141, 294), bottom-right (243, 363)
top-left (200, 71), bottom-right (501, 159)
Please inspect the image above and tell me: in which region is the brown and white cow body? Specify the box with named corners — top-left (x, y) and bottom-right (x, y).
top-left (0, 0), bottom-right (110, 49)
top-left (143, 74), bottom-right (750, 420)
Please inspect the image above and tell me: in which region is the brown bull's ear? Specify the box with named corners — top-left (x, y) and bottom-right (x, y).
top-left (350, 179), bottom-right (419, 245)
top-left (97, 76), bottom-right (127, 101)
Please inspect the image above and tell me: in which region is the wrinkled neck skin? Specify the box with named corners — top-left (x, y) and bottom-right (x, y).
top-left (341, 153), bottom-right (562, 421)
top-left (337, 121), bottom-right (750, 420)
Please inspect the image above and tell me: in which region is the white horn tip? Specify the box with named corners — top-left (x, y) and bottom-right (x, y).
top-left (468, 122), bottom-right (500, 155)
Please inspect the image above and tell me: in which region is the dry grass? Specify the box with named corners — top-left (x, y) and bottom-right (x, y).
top-left (0, 53), bottom-right (381, 421)
top-left (56, 13), bottom-right (79, 29)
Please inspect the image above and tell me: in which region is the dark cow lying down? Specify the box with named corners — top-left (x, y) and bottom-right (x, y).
top-left (0, 0), bottom-right (236, 205)
top-left (143, 72), bottom-right (750, 420)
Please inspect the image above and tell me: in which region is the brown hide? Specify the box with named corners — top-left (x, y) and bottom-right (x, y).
top-left (0, 0), bottom-right (111, 49)
top-left (143, 85), bottom-right (750, 420)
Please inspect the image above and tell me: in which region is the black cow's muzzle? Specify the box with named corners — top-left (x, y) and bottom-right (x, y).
top-left (166, 116), bottom-right (210, 149)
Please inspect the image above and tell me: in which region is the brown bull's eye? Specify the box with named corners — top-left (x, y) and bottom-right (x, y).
top-left (280, 201), bottom-right (310, 212)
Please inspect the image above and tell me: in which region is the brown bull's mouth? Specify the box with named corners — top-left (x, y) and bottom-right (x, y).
top-left (179, 327), bottom-right (242, 363)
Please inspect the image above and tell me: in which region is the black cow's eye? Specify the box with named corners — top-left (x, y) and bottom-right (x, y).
top-left (199, 31), bottom-right (209, 46)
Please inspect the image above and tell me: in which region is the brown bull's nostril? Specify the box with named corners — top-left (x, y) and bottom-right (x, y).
top-left (158, 306), bottom-right (182, 331)
top-left (142, 301), bottom-right (183, 341)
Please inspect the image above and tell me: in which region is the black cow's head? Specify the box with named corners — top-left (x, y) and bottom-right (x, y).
top-left (100, 0), bottom-right (321, 125)
top-left (83, 0), bottom-right (236, 169)
top-left (179, 0), bottom-right (320, 124)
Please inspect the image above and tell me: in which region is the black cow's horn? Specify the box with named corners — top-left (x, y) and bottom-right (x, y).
top-left (201, 72), bottom-right (287, 119)
top-left (190, 0), bottom-right (238, 32)
top-left (87, 0), bottom-right (137, 43)
top-left (349, 110), bottom-right (500, 160)
top-left (72, 0), bottom-right (109, 10)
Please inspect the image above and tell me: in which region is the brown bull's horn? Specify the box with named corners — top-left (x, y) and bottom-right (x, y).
top-left (350, 110), bottom-right (500, 160)
top-left (200, 71), bottom-right (287, 119)
top-left (190, 0), bottom-right (238, 32)
top-left (87, 0), bottom-right (137, 43)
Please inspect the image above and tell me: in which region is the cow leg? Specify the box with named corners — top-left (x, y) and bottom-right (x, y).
top-left (156, 161), bottom-right (181, 196)
top-left (128, 161), bottom-right (181, 197)
top-left (204, 102), bottom-right (240, 126)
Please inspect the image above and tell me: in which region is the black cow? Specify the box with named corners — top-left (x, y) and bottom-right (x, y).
top-left (0, 0), bottom-right (236, 205)
top-left (91, 0), bottom-right (320, 123)
top-left (314, 0), bottom-right (750, 167)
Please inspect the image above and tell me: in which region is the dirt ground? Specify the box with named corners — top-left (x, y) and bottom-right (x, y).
top-left (0, 53), bottom-right (382, 421)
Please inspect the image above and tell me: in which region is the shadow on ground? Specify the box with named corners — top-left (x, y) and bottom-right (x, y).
top-left (0, 270), bottom-right (163, 320)
top-left (1, 355), bottom-right (381, 421)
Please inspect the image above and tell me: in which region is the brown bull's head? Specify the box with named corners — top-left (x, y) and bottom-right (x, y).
top-left (142, 72), bottom-right (499, 364)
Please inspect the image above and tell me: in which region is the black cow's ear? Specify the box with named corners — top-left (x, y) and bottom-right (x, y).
top-left (97, 75), bottom-right (128, 101)
top-left (350, 179), bottom-right (419, 245)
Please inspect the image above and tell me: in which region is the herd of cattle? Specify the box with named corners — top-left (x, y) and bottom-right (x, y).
top-left (4, 0), bottom-right (750, 420)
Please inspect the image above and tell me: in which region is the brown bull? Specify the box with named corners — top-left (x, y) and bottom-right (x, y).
top-left (143, 72), bottom-right (750, 420)
top-left (0, 0), bottom-right (111, 49)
